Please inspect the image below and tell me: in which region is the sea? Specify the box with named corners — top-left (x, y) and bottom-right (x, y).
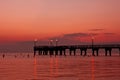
top-left (0, 51), bottom-right (120, 80)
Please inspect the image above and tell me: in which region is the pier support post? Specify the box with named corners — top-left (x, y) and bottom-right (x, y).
top-left (34, 51), bottom-right (36, 56)
top-left (80, 50), bottom-right (83, 56)
top-left (63, 50), bottom-right (66, 56)
top-left (84, 50), bottom-right (87, 56)
top-left (74, 50), bottom-right (76, 56)
top-left (45, 51), bottom-right (47, 55)
top-left (55, 50), bottom-right (58, 56)
top-left (119, 48), bottom-right (120, 56)
top-left (50, 50), bottom-right (53, 56)
top-left (70, 50), bottom-right (72, 56)
top-left (96, 50), bottom-right (99, 56)
top-left (92, 50), bottom-right (95, 56)
top-left (92, 49), bottom-right (99, 56)
top-left (80, 49), bottom-right (87, 56)
top-left (38, 51), bottom-right (42, 55)
top-left (49, 50), bottom-right (51, 56)
top-left (43, 51), bottom-right (45, 55)
top-left (34, 46), bottom-right (36, 56)
top-left (105, 49), bottom-right (107, 56)
top-left (109, 49), bottom-right (112, 56)
top-left (60, 50), bottom-right (62, 56)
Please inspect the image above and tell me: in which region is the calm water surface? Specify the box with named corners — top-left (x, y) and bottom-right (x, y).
top-left (0, 53), bottom-right (120, 80)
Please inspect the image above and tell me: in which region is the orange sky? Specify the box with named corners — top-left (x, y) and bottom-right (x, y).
top-left (0, 0), bottom-right (120, 43)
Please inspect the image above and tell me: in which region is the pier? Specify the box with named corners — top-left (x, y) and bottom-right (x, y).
top-left (34, 44), bottom-right (120, 56)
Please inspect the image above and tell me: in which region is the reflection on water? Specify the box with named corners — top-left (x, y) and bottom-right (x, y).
top-left (34, 57), bottom-right (37, 80)
top-left (0, 53), bottom-right (120, 80)
top-left (50, 57), bottom-right (58, 78)
top-left (91, 57), bottom-right (95, 80)
top-left (50, 57), bottom-right (53, 77)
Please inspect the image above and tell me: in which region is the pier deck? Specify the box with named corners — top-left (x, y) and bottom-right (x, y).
top-left (34, 44), bottom-right (120, 56)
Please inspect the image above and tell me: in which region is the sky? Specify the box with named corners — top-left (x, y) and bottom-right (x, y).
top-left (0, 0), bottom-right (120, 52)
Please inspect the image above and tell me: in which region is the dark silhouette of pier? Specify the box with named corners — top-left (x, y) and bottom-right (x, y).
top-left (34, 44), bottom-right (120, 56)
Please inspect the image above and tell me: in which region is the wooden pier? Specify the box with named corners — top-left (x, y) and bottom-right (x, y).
top-left (34, 44), bottom-right (120, 56)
